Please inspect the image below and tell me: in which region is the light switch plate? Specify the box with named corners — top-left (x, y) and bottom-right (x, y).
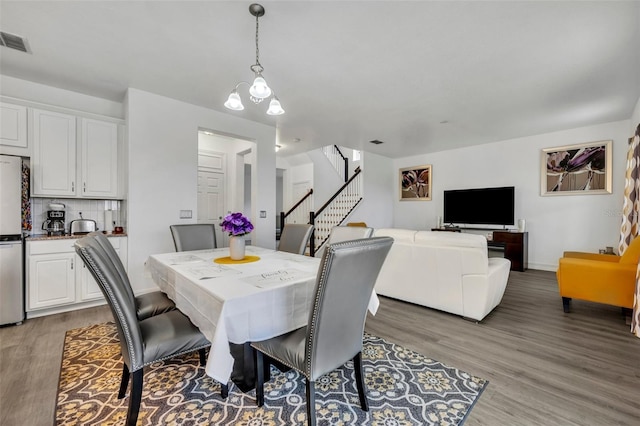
top-left (180, 210), bottom-right (193, 219)
top-left (260, 210), bottom-right (267, 218)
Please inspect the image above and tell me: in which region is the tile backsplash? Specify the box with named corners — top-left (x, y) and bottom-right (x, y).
top-left (30, 198), bottom-right (126, 234)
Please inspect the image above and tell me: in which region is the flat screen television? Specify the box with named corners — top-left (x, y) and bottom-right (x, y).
top-left (443, 186), bottom-right (515, 226)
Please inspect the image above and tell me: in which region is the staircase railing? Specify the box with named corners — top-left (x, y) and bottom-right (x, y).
top-left (309, 166), bottom-right (362, 256)
top-left (321, 145), bottom-right (349, 182)
top-left (279, 188), bottom-right (313, 235)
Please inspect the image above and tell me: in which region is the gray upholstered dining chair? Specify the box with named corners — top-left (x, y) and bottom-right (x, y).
top-left (277, 223), bottom-right (314, 255)
top-left (88, 231), bottom-right (175, 319)
top-left (75, 235), bottom-right (227, 426)
top-left (252, 236), bottom-right (394, 426)
top-left (170, 223), bottom-right (217, 251)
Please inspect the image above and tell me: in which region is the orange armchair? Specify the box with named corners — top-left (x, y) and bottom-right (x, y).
top-left (556, 238), bottom-right (640, 313)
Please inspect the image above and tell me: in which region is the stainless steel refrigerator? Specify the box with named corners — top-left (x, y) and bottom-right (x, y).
top-left (0, 154), bottom-right (24, 326)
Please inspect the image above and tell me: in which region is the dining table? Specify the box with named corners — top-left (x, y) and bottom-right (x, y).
top-left (145, 245), bottom-right (380, 391)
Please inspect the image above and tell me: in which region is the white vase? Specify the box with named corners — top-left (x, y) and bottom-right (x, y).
top-left (229, 236), bottom-right (246, 260)
top-left (517, 219), bottom-right (526, 233)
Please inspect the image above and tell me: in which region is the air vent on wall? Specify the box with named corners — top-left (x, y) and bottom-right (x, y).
top-left (0, 31), bottom-right (31, 53)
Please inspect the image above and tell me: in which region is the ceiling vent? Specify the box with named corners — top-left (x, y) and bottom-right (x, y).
top-left (369, 139), bottom-right (384, 145)
top-left (0, 31), bottom-right (31, 53)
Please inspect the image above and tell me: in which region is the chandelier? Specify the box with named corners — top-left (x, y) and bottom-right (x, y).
top-left (224, 3), bottom-right (284, 116)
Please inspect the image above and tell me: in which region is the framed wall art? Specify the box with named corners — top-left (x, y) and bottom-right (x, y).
top-left (541, 140), bottom-right (612, 196)
top-left (400, 164), bottom-right (432, 201)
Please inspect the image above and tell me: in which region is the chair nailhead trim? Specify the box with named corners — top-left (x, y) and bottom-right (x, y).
top-left (79, 246), bottom-right (139, 368)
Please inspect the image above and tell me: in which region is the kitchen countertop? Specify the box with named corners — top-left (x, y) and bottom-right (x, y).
top-left (27, 232), bottom-right (127, 241)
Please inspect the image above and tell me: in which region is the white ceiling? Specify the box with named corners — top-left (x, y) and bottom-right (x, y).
top-left (1, 1), bottom-right (639, 159)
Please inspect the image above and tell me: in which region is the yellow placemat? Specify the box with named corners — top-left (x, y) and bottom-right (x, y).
top-left (214, 255), bottom-right (261, 264)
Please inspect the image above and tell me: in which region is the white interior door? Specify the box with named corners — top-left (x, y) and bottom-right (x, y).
top-left (290, 180), bottom-right (312, 224)
top-left (197, 170), bottom-right (227, 247)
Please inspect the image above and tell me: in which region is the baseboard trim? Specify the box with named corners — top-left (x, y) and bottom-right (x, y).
top-left (527, 262), bottom-right (556, 272)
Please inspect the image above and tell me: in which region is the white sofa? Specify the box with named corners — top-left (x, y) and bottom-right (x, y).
top-left (373, 228), bottom-right (511, 321)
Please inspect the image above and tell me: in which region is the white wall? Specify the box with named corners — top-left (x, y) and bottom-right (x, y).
top-left (345, 151), bottom-right (394, 228)
top-left (393, 119), bottom-right (631, 271)
top-left (276, 172), bottom-right (283, 229)
top-left (244, 163), bottom-right (251, 216)
top-left (285, 162), bottom-right (314, 208)
top-left (0, 75), bottom-right (123, 118)
top-left (126, 88), bottom-right (276, 293)
top-left (308, 149), bottom-right (343, 206)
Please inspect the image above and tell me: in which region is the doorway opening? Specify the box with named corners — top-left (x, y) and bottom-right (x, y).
top-left (197, 130), bottom-right (256, 247)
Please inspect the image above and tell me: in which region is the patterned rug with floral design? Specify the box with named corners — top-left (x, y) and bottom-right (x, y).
top-left (56, 323), bottom-right (488, 425)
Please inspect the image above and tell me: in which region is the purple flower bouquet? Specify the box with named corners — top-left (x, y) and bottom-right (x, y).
top-left (220, 212), bottom-right (254, 236)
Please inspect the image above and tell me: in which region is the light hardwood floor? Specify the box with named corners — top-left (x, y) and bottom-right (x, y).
top-left (1, 269), bottom-right (639, 425)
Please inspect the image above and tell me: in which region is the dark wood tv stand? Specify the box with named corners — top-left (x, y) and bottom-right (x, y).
top-left (491, 231), bottom-right (528, 272)
top-left (431, 227), bottom-right (461, 232)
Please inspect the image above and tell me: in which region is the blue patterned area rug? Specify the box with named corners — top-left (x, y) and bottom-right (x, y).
top-left (56, 323), bottom-right (487, 425)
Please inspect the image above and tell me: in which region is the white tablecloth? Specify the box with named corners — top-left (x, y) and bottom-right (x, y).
top-left (145, 246), bottom-right (379, 385)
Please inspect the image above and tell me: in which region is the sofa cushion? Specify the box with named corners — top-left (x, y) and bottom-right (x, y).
top-left (414, 231), bottom-right (487, 249)
top-left (373, 228), bottom-right (417, 243)
top-left (416, 231), bottom-right (489, 275)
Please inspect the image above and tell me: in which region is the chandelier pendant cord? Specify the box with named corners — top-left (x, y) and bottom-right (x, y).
top-left (254, 13), bottom-right (261, 71)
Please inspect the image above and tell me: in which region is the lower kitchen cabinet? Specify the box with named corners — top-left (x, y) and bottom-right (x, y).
top-left (27, 252), bottom-right (76, 310)
top-left (26, 236), bottom-right (127, 317)
top-left (78, 258), bottom-right (105, 301)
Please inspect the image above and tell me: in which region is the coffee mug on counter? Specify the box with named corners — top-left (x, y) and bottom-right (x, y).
top-left (113, 226), bottom-right (124, 234)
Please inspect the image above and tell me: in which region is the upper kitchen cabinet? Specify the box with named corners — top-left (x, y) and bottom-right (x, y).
top-left (0, 101), bottom-right (29, 157)
top-left (31, 109), bottom-right (76, 197)
top-left (31, 108), bottom-right (124, 199)
top-left (80, 118), bottom-right (119, 198)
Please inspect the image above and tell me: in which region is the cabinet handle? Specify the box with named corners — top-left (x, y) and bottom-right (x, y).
top-left (83, 182), bottom-right (86, 193)
top-left (72, 182), bottom-right (75, 192)
top-left (71, 259), bottom-right (74, 270)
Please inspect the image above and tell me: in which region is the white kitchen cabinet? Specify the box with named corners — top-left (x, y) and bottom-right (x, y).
top-left (0, 101), bottom-right (29, 156)
top-left (31, 108), bottom-right (122, 199)
top-left (31, 108), bottom-right (77, 196)
top-left (78, 236), bottom-right (127, 301)
top-left (78, 261), bottom-right (104, 301)
top-left (27, 252), bottom-right (76, 310)
top-left (26, 236), bottom-right (128, 317)
top-left (80, 118), bottom-right (119, 198)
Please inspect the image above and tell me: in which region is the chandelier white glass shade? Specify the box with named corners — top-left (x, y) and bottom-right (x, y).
top-left (224, 90), bottom-right (244, 110)
top-left (224, 4), bottom-right (284, 116)
top-left (249, 76), bottom-right (271, 100)
top-left (266, 97), bottom-right (284, 115)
